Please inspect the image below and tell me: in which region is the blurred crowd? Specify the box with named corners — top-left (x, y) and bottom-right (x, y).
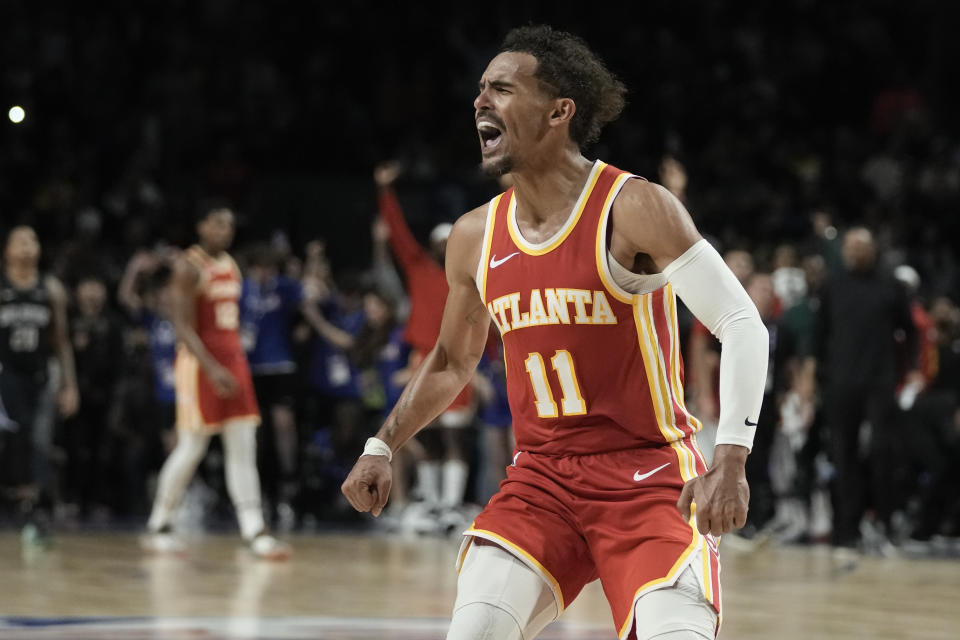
top-left (0, 0), bottom-right (959, 553)
top-left (2, 156), bottom-right (959, 557)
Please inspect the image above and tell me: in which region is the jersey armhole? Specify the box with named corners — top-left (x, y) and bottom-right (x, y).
top-left (595, 173), bottom-right (644, 304)
top-left (474, 195), bottom-right (500, 301)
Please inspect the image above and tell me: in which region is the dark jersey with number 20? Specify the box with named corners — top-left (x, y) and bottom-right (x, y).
top-left (0, 274), bottom-right (53, 377)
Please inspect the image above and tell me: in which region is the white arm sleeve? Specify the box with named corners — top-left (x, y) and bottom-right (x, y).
top-left (663, 239), bottom-right (769, 451)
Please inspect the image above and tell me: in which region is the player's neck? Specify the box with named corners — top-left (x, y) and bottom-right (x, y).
top-left (197, 243), bottom-right (226, 259)
top-left (510, 152), bottom-right (594, 225)
top-left (5, 263), bottom-right (38, 288)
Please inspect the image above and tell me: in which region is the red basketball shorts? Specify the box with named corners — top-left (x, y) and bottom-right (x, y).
top-left (174, 347), bottom-right (260, 432)
top-left (459, 441), bottom-right (721, 639)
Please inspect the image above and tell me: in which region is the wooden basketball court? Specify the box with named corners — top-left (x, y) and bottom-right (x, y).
top-left (0, 531), bottom-right (956, 638)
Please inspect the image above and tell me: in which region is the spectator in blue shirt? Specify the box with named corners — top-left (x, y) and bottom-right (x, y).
top-left (240, 244), bottom-right (322, 529)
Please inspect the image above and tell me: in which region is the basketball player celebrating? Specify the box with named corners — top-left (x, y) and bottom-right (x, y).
top-left (0, 226), bottom-right (78, 547)
top-left (143, 205), bottom-right (290, 560)
top-left (343, 26), bottom-right (768, 639)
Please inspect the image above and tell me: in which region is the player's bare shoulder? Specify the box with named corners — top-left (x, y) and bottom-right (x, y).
top-left (445, 204), bottom-right (489, 286)
top-left (612, 179), bottom-right (689, 231)
top-left (611, 178), bottom-right (700, 266)
top-left (172, 251), bottom-right (201, 285)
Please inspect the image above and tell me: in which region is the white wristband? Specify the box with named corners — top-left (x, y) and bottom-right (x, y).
top-left (362, 437), bottom-right (393, 462)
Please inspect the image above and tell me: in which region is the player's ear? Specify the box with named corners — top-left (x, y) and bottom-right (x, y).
top-left (549, 98), bottom-right (576, 128)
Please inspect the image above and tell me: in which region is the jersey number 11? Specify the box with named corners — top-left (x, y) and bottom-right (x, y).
top-left (524, 350), bottom-right (586, 418)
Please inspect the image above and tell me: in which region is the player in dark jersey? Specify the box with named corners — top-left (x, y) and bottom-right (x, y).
top-left (0, 226), bottom-right (78, 547)
top-left (343, 27), bottom-right (769, 640)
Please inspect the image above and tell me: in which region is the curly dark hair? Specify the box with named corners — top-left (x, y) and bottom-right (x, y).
top-left (501, 25), bottom-right (626, 147)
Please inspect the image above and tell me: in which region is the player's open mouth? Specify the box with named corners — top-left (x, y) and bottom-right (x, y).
top-left (477, 121), bottom-right (503, 150)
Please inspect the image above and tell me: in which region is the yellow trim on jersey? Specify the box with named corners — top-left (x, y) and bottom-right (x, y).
top-left (590, 166), bottom-right (706, 482)
top-left (507, 161), bottom-right (606, 256)
top-left (649, 293), bottom-right (703, 481)
top-left (476, 193), bottom-right (502, 302)
top-left (455, 535), bottom-right (474, 572)
top-left (616, 530), bottom-right (701, 639)
top-left (634, 296), bottom-right (695, 484)
top-left (596, 171), bottom-right (703, 480)
top-left (464, 527), bottom-right (567, 614)
top-left (594, 172), bottom-right (638, 306)
top-left (663, 288), bottom-right (714, 501)
top-left (664, 284), bottom-right (704, 435)
top-left (635, 295), bottom-right (696, 482)
top-left (224, 252), bottom-right (242, 279)
top-left (632, 298), bottom-right (675, 444)
top-left (661, 285), bottom-right (710, 475)
top-left (643, 289), bottom-right (721, 616)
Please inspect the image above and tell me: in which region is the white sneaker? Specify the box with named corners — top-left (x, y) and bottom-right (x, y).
top-left (248, 533), bottom-right (291, 561)
top-left (401, 501), bottom-right (440, 535)
top-left (141, 530), bottom-right (187, 555)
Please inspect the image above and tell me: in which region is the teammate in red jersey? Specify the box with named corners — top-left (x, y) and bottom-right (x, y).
top-left (143, 204), bottom-right (290, 560)
top-left (343, 26), bottom-right (768, 639)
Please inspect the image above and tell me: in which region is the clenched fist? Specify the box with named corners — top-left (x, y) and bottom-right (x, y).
top-left (341, 455), bottom-right (393, 517)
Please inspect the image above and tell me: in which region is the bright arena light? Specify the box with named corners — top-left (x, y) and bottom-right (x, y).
top-left (8, 105), bottom-right (25, 124)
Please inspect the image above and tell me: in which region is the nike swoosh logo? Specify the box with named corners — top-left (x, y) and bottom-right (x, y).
top-left (744, 417), bottom-right (758, 427)
top-left (489, 252), bottom-right (519, 269)
top-left (633, 462), bottom-right (670, 482)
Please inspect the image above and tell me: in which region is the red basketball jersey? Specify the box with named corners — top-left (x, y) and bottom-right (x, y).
top-left (183, 245), bottom-right (244, 360)
top-left (476, 161), bottom-right (704, 459)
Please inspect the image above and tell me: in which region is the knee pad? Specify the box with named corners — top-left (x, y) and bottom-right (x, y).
top-left (446, 602), bottom-right (522, 640)
top-left (633, 566), bottom-right (717, 640)
top-left (452, 540), bottom-right (558, 640)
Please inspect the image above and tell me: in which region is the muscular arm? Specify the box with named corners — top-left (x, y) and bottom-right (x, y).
top-left (342, 206), bottom-right (489, 516)
top-left (374, 208), bottom-right (490, 451)
top-left (612, 180), bottom-right (767, 448)
top-left (612, 180), bottom-right (769, 534)
top-left (46, 276), bottom-right (78, 417)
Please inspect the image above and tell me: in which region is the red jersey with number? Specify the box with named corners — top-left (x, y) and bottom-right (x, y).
top-left (470, 161), bottom-right (720, 638)
top-left (476, 161), bottom-right (703, 457)
top-left (185, 246), bottom-right (245, 359)
top-left (174, 246), bottom-right (258, 431)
